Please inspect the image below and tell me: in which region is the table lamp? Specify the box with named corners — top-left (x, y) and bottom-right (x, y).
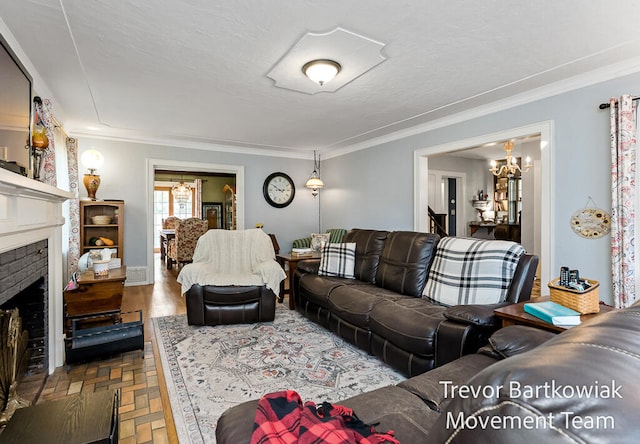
top-left (81, 149), bottom-right (104, 200)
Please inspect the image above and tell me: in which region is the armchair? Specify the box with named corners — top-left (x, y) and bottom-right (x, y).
top-left (162, 216), bottom-right (181, 229)
top-left (166, 217), bottom-right (209, 269)
top-left (177, 229), bottom-right (286, 325)
top-left (291, 228), bottom-right (347, 249)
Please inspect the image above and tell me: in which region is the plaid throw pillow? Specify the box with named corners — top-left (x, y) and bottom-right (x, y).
top-left (319, 243), bottom-right (356, 279)
top-left (423, 237), bottom-right (525, 306)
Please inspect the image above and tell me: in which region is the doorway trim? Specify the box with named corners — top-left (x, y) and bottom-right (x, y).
top-left (413, 120), bottom-right (553, 287)
top-left (428, 169), bottom-right (467, 236)
top-left (146, 158), bottom-right (245, 284)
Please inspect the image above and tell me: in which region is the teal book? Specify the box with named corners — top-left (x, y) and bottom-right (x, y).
top-left (523, 301), bottom-right (581, 326)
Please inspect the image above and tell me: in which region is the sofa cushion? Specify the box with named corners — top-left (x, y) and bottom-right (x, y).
top-left (339, 386), bottom-right (440, 443)
top-left (298, 274), bottom-right (344, 308)
top-left (397, 353), bottom-right (498, 413)
top-left (343, 229), bottom-right (389, 282)
top-left (369, 298), bottom-right (447, 355)
top-left (422, 237), bottom-right (525, 306)
top-left (328, 285), bottom-right (404, 328)
top-left (375, 231), bottom-right (440, 296)
top-left (318, 242), bottom-right (356, 279)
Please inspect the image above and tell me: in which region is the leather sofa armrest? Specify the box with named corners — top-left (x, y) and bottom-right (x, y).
top-left (296, 258), bottom-right (321, 274)
top-left (435, 303), bottom-right (509, 367)
top-left (216, 400), bottom-right (258, 443)
top-left (480, 325), bottom-right (555, 359)
top-left (185, 285), bottom-right (205, 325)
top-left (443, 303), bottom-right (508, 329)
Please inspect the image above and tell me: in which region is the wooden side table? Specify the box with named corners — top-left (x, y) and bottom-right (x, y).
top-left (0, 389), bottom-right (118, 443)
top-left (64, 267), bottom-right (127, 335)
top-left (494, 297), bottom-right (615, 333)
top-left (276, 253), bottom-right (321, 310)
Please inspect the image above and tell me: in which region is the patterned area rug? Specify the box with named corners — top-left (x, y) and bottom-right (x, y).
top-left (153, 304), bottom-right (405, 443)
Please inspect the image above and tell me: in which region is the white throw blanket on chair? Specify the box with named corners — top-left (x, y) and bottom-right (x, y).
top-left (177, 229), bottom-right (286, 296)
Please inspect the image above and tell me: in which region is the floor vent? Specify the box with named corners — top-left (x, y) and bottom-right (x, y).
top-left (126, 267), bottom-right (147, 284)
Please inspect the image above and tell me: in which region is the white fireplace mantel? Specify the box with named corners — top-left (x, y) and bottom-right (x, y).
top-left (0, 169), bottom-right (74, 373)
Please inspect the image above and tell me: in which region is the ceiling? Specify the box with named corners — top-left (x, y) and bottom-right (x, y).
top-left (2, 1), bottom-right (640, 158)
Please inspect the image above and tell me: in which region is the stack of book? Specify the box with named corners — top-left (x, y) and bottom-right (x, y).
top-left (523, 301), bottom-right (581, 326)
top-left (291, 247), bottom-right (313, 258)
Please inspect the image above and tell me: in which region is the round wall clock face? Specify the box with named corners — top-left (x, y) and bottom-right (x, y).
top-left (263, 172), bottom-right (295, 208)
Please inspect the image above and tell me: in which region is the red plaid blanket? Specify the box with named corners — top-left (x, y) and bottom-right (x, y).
top-left (251, 390), bottom-right (400, 444)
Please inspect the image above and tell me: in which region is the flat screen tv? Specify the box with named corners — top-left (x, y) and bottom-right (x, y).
top-left (0, 32), bottom-right (32, 176)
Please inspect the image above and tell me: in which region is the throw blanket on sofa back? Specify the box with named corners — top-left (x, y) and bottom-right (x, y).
top-left (176, 228), bottom-right (286, 296)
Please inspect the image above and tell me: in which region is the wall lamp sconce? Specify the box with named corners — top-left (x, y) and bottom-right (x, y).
top-left (81, 148), bottom-right (104, 200)
top-left (302, 59), bottom-right (341, 86)
top-left (305, 150), bottom-right (324, 197)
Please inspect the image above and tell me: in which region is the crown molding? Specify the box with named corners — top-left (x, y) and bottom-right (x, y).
top-left (68, 55), bottom-right (640, 161)
top-left (322, 56), bottom-right (640, 159)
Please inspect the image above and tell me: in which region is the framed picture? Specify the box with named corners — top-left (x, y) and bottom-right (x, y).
top-left (202, 202), bottom-right (222, 229)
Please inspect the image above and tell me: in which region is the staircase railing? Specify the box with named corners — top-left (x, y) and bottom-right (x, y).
top-left (428, 206), bottom-right (448, 237)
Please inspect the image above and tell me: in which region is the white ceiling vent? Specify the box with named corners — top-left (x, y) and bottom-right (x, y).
top-left (267, 27), bottom-right (386, 95)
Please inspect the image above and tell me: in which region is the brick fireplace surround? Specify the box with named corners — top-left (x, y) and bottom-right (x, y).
top-left (0, 169), bottom-right (73, 373)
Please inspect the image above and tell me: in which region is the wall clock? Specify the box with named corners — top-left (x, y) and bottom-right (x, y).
top-left (263, 172), bottom-right (295, 208)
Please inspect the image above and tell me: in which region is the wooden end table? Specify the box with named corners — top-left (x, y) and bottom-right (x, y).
top-left (276, 253), bottom-right (321, 310)
top-left (494, 296), bottom-right (615, 333)
top-left (64, 266), bottom-right (127, 336)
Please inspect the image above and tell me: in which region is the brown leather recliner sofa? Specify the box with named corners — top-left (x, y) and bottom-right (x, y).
top-left (293, 228), bottom-right (538, 377)
top-left (217, 304), bottom-right (639, 443)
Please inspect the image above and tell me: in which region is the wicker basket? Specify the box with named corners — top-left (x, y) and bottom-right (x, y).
top-left (548, 278), bottom-right (600, 314)
top-left (91, 215), bottom-right (112, 225)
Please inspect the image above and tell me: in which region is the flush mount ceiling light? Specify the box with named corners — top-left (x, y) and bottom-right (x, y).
top-left (267, 27), bottom-right (386, 95)
top-left (302, 59), bottom-right (341, 86)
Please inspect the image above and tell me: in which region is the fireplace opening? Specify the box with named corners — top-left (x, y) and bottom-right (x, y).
top-left (0, 240), bottom-right (49, 407)
top-left (1, 278), bottom-right (48, 375)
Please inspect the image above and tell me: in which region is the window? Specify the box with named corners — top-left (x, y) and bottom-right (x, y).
top-left (153, 185), bottom-right (195, 249)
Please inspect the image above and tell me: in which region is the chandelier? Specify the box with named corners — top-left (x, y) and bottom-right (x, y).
top-left (489, 141), bottom-right (532, 177)
top-left (172, 181), bottom-right (192, 207)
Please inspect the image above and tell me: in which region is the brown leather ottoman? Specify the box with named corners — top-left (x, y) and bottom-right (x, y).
top-left (185, 284), bottom-right (276, 326)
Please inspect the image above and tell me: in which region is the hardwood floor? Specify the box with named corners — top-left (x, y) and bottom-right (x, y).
top-left (37, 255), bottom-right (185, 444)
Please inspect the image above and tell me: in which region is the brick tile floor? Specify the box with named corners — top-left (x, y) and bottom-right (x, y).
top-left (38, 342), bottom-right (170, 444)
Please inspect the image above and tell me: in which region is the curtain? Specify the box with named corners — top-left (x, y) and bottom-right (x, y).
top-left (33, 97), bottom-right (57, 186)
top-left (610, 95), bottom-right (637, 308)
top-left (66, 137), bottom-right (81, 277)
top-left (194, 178), bottom-right (202, 218)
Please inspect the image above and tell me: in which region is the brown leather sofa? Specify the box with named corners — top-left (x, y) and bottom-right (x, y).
top-left (217, 303), bottom-right (639, 443)
top-left (293, 229), bottom-right (538, 376)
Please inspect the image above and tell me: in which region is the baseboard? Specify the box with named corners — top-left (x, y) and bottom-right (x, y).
top-left (125, 266), bottom-right (148, 286)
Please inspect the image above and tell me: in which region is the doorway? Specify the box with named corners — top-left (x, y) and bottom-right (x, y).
top-left (428, 170), bottom-right (466, 236)
top-left (146, 158), bottom-right (245, 285)
top-left (413, 121), bottom-right (553, 288)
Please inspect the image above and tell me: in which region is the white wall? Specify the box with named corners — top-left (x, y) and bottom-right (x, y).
top-left (322, 72), bottom-right (640, 305)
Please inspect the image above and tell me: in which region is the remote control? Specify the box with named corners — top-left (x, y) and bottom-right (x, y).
top-left (560, 266), bottom-right (569, 286)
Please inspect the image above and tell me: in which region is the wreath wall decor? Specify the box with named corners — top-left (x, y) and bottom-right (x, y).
top-left (570, 197), bottom-right (611, 239)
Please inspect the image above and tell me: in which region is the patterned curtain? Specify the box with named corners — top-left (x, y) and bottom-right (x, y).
top-left (66, 137), bottom-right (81, 277)
top-left (610, 95), bottom-right (637, 308)
top-left (194, 178), bottom-right (202, 218)
top-left (33, 97), bottom-right (57, 186)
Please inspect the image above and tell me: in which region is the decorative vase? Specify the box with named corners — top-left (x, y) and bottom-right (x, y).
top-left (83, 174), bottom-right (101, 200)
top-left (32, 125), bottom-right (49, 149)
